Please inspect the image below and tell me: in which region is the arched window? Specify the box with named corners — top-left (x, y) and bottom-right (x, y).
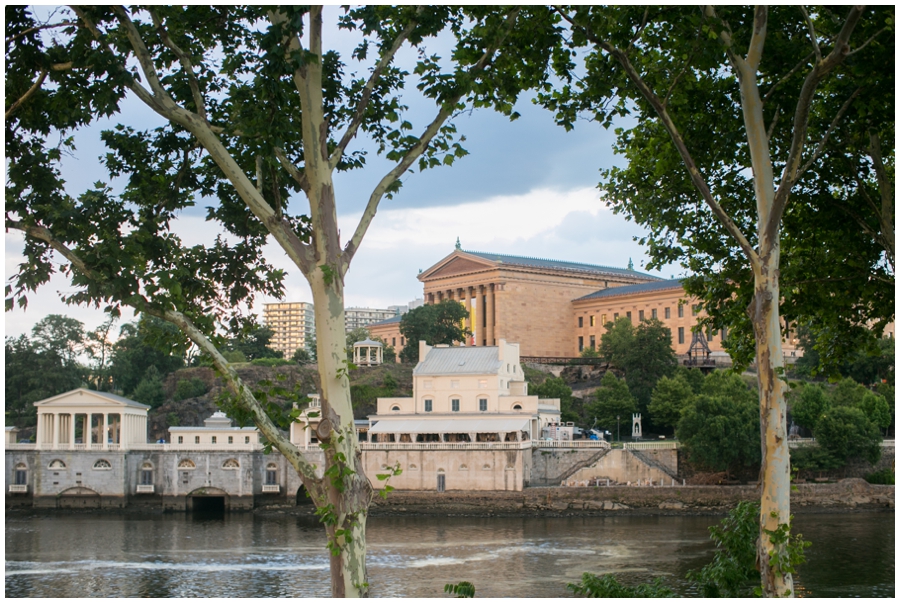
top-left (265, 462), bottom-right (277, 485)
top-left (409, 464), bottom-right (418, 471)
top-left (14, 463), bottom-right (27, 485)
top-left (482, 464), bottom-right (492, 471)
top-left (512, 404), bottom-right (522, 410)
top-left (93, 459), bottom-right (112, 470)
top-left (140, 462), bottom-right (153, 485)
top-left (459, 464), bottom-right (468, 471)
top-left (177, 459), bottom-right (196, 469)
top-left (223, 458), bottom-right (240, 470)
top-left (48, 459), bottom-right (66, 469)
top-left (391, 405), bottom-right (400, 412)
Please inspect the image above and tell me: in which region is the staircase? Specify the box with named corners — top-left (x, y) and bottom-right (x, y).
top-left (626, 448), bottom-right (679, 482)
top-left (531, 447), bottom-right (612, 487)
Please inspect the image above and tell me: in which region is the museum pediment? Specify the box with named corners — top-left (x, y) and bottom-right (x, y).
top-left (419, 254), bottom-right (495, 281)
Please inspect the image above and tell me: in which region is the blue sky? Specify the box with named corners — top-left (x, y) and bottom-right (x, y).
top-left (5, 7), bottom-right (675, 340)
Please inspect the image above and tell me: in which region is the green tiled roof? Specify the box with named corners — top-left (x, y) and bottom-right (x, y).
top-left (465, 250), bottom-right (661, 280)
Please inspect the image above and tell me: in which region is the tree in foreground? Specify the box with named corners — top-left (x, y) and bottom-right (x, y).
top-left (399, 300), bottom-right (470, 363)
top-left (6, 6), bottom-right (555, 595)
top-left (542, 6), bottom-right (883, 595)
top-left (586, 371), bottom-right (636, 438)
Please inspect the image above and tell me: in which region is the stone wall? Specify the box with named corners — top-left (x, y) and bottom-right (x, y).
top-left (370, 479), bottom-right (894, 515)
top-left (566, 449), bottom-right (677, 485)
top-left (362, 448), bottom-right (527, 492)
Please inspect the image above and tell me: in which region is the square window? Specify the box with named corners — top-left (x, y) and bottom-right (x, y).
top-left (194, 436), bottom-right (200, 444)
top-left (178, 436), bottom-right (183, 444)
top-left (228, 436), bottom-right (233, 444)
top-left (211, 436), bottom-right (217, 444)
top-left (451, 399), bottom-right (460, 412)
top-left (479, 399), bottom-right (487, 412)
top-left (245, 436), bottom-right (250, 444)
top-left (425, 399), bottom-right (433, 412)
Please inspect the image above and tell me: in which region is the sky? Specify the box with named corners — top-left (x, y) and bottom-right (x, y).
top-left (4, 7), bottom-right (676, 341)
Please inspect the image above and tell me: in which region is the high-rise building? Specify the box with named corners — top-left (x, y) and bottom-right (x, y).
top-left (263, 302), bottom-right (315, 358)
top-left (344, 307), bottom-right (400, 331)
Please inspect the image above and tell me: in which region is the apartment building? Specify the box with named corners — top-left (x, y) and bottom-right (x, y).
top-left (263, 302), bottom-right (316, 358)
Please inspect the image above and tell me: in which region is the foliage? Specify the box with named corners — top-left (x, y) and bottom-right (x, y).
top-left (598, 316), bottom-right (634, 369)
top-left (444, 582), bottom-right (476, 598)
top-left (699, 371), bottom-right (757, 405)
top-left (789, 445), bottom-right (842, 474)
top-left (675, 365), bottom-right (705, 395)
top-left (830, 377), bottom-right (870, 408)
top-left (369, 335), bottom-right (397, 363)
top-left (586, 371), bottom-right (636, 434)
top-left (566, 573), bottom-right (675, 598)
top-left (530, 376), bottom-right (583, 425)
top-left (860, 391), bottom-right (892, 431)
top-left (648, 373), bottom-right (694, 429)
top-left (131, 366), bottom-right (165, 408)
top-left (864, 468), bottom-right (895, 485)
top-left (789, 384), bottom-right (830, 432)
top-left (292, 347), bottom-right (313, 364)
top-left (677, 393), bottom-right (761, 475)
top-left (166, 412), bottom-right (180, 427)
top-left (224, 326), bottom-right (282, 361)
top-left (399, 300), bottom-right (471, 363)
top-left (5, 332), bottom-right (86, 422)
top-left (110, 318), bottom-right (185, 395)
top-left (814, 406), bottom-right (882, 465)
top-left (687, 501), bottom-right (760, 598)
top-left (174, 377), bottom-right (208, 401)
top-left (796, 331), bottom-right (895, 384)
top-left (579, 346), bottom-right (600, 358)
top-left (251, 357), bottom-right (293, 367)
top-left (222, 350), bottom-right (248, 364)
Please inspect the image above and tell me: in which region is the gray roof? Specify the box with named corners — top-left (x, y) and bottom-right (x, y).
top-left (414, 346), bottom-right (502, 376)
top-left (574, 279), bottom-right (684, 302)
top-left (354, 338), bottom-right (383, 347)
top-left (465, 250), bottom-right (661, 280)
top-left (368, 315), bottom-right (402, 327)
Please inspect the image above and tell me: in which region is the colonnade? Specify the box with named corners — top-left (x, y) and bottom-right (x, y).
top-left (425, 283), bottom-right (500, 346)
top-left (35, 411), bottom-right (147, 450)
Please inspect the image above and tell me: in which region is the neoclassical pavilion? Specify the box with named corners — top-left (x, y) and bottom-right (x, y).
top-left (33, 388), bottom-right (150, 451)
top-left (353, 338), bottom-right (383, 366)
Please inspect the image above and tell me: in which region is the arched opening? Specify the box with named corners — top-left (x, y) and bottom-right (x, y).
top-left (295, 484), bottom-right (313, 506)
top-left (187, 487), bottom-right (229, 515)
top-left (57, 486), bottom-right (101, 509)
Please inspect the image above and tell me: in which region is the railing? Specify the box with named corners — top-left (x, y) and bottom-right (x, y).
top-left (135, 485), bottom-right (154, 494)
top-left (8, 484), bottom-right (27, 493)
top-left (361, 441), bottom-right (531, 451)
top-left (623, 441), bottom-right (679, 450)
top-left (788, 438), bottom-right (894, 448)
top-left (521, 356), bottom-right (607, 366)
top-left (6, 443), bottom-right (35, 451)
top-left (261, 484), bottom-right (281, 493)
top-left (130, 443), bottom-right (264, 452)
top-left (534, 440), bottom-right (611, 449)
top-left (72, 443), bottom-right (122, 451)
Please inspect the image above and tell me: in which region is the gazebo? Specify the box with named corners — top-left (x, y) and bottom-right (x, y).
top-left (353, 338), bottom-right (383, 366)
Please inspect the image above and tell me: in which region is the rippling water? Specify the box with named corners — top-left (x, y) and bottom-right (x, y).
top-left (5, 510), bottom-right (893, 597)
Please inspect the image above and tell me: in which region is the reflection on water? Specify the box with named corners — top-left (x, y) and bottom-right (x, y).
top-left (5, 511), bottom-right (894, 597)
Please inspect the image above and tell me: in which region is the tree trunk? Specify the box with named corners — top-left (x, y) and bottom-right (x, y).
top-left (751, 255), bottom-right (792, 597)
top-left (309, 269), bottom-right (372, 597)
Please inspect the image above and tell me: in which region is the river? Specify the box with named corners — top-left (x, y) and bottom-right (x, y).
top-left (5, 510), bottom-right (893, 597)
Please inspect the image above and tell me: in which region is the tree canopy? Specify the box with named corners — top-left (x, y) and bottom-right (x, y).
top-left (586, 371), bottom-right (637, 436)
top-left (399, 300), bottom-right (470, 363)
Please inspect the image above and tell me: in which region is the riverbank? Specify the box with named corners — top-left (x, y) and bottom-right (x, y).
top-left (6, 479), bottom-right (891, 519)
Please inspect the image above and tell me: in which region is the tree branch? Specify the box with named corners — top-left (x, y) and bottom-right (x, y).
top-left (112, 6), bottom-right (171, 104)
top-left (745, 6), bottom-right (768, 71)
top-left (274, 147), bottom-right (309, 192)
top-left (5, 20), bottom-right (79, 44)
top-left (330, 8), bottom-right (422, 170)
top-left (149, 9), bottom-right (207, 121)
top-left (798, 6), bottom-right (821, 61)
top-left (5, 68), bottom-right (47, 119)
top-left (867, 130), bottom-right (895, 269)
top-left (847, 26), bottom-right (889, 56)
top-left (795, 87), bottom-right (861, 179)
top-left (762, 50), bottom-right (816, 102)
top-left (563, 7), bottom-right (761, 266)
top-left (769, 6), bottom-right (865, 235)
top-left (341, 7), bottom-right (523, 272)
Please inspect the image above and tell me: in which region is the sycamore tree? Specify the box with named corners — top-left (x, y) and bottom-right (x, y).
top-left (541, 5), bottom-right (886, 596)
top-left (5, 6), bottom-right (556, 596)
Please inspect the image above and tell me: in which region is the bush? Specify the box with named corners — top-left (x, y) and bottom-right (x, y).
top-left (676, 393), bottom-right (760, 475)
top-left (789, 445), bottom-right (841, 474)
top-left (250, 357), bottom-right (292, 367)
top-left (814, 406), bottom-right (882, 465)
top-left (865, 468), bottom-right (895, 485)
top-left (174, 377), bottom-right (208, 401)
top-left (567, 573), bottom-right (675, 598)
top-left (166, 412), bottom-right (180, 427)
top-left (223, 350), bottom-right (247, 363)
top-left (132, 366), bottom-right (165, 408)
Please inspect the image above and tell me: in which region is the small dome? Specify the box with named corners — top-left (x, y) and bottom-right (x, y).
top-left (203, 411), bottom-right (233, 428)
top-left (353, 338), bottom-right (383, 348)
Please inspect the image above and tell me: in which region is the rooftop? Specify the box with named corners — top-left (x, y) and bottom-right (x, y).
top-left (464, 250), bottom-right (662, 280)
top-left (574, 279), bottom-right (685, 302)
top-left (368, 315), bottom-right (402, 327)
top-left (414, 345), bottom-right (504, 376)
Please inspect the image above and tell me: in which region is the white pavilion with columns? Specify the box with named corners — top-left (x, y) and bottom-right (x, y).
top-left (353, 338), bottom-right (383, 367)
top-left (33, 388), bottom-right (150, 451)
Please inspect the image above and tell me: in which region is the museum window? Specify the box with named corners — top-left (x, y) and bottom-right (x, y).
top-left (626, 311), bottom-right (632, 321)
top-left (651, 308), bottom-right (657, 319)
top-left (678, 327), bottom-right (685, 344)
top-left (392, 337), bottom-right (396, 346)
top-left (692, 304), bottom-right (700, 315)
top-left (578, 336), bottom-right (584, 352)
top-left (678, 304), bottom-right (684, 318)
top-left (195, 436), bottom-right (200, 444)
top-left (479, 399), bottom-right (488, 412)
top-left (639, 310), bottom-right (644, 321)
top-left (400, 337), bottom-right (405, 345)
top-left (245, 436), bottom-right (250, 444)
top-left (613, 312), bottom-right (619, 320)
top-left (228, 436), bottom-right (233, 444)
top-left (722, 326), bottom-right (728, 340)
top-left (589, 335), bottom-right (595, 350)
top-left (590, 315), bottom-right (595, 327)
top-left (424, 399), bottom-right (433, 412)
top-left (665, 307), bottom-right (671, 319)
top-left (211, 436), bottom-right (217, 444)
top-left (178, 436), bottom-right (183, 444)
top-left (578, 316), bottom-right (583, 328)
top-left (451, 399), bottom-right (460, 412)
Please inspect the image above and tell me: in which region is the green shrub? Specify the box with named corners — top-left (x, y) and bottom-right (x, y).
top-left (865, 468), bottom-right (895, 485)
top-left (166, 412), bottom-right (180, 427)
top-left (250, 357), bottom-right (292, 367)
top-left (174, 377), bottom-right (208, 401)
top-left (567, 574), bottom-right (675, 598)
